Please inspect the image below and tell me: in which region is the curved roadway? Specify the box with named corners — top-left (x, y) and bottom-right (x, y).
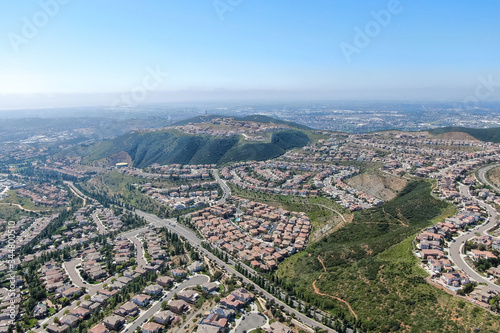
top-left (477, 163), bottom-right (500, 193)
top-left (447, 169), bottom-right (500, 293)
top-left (212, 169), bottom-right (231, 204)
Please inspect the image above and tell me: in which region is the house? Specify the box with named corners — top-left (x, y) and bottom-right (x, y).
top-left (470, 285), bottom-right (498, 303)
top-left (144, 284), bottom-right (163, 296)
top-left (470, 249), bottom-right (497, 261)
top-left (133, 294), bottom-right (152, 307)
top-left (421, 249), bottom-right (445, 259)
top-left (141, 322), bottom-right (164, 333)
top-left (34, 303), bottom-right (47, 319)
top-left (200, 313), bottom-right (228, 329)
top-left (60, 287), bottom-right (82, 299)
top-left (98, 289), bottom-right (118, 298)
top-left (265, 322), bottom-right (293, 333)
top-left (153, 310), bottom-right (175, 325)
top-left (419, 239), bottom-right (441, 250)
top-left (89, 269), bottom-right (107, 280)
top-left (88, 302), bottom-right (102, 313)
top-left (91, 293), bottom-right (109, 304)
top-left (60, 314), bottom-right (80, 328)
top-left (209, 305), bottom-right (235, 319)
top-left (171, 268), bottom-right (187, 277)
top-left (187, 261), bottom-right (203, 273)
top-left (202, 282), bottom-right (219, 293)
top-left (157, 276), bottom-right (174, 288)
top-left (169, 299), bottom-right (188, 314)
top-left (220, 294), bottom-right (244, 309)
top-left (88, 323), bottom-right (109, 333)
top-left (70, 307), bottom-right (92, 319)
top-left (441, 271), bottom-right (470, 287)
top-left (232, 288), bottom-right (254, 303)
top-left (103, 315), bottom-right (125, 331)
top-left (115, 301), bottom-right (139, 317)
top-left (428, 258), bottom-right (452, 273)
top-left (488, 266), bottom-right (500, 278)
top-left (178, 290), bottom-right (200, 304)
top-left (46, 324), bottom-right (69, 333)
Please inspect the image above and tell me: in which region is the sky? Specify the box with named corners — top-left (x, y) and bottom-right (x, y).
top-left (0, 0), bottom-right (499, 109)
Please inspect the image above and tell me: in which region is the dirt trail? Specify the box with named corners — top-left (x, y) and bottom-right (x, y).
top-left (355, 221), bottom-right (401, 225)
top-left (0, 202), bottom-right (44, 212)
top-left (312, 255), bottom-right (358, 320)
top-left (383, 208), bottom-right (408, 227)
top-left (313, 203), bottom-right (347, 223)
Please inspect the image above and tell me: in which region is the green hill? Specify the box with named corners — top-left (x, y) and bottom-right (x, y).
top-left (86, 128), bottom-right (310, 168)
top-left (173, 114), bottom-right (311, 130)
top-left (429, 126), bottom-right (500, 142)
top-left (275, 181), bottom-right (500, 332)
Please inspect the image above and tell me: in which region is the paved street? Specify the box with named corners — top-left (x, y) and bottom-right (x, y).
top-left (477, 163), bottom-right (500, 193)
top-left (91, 211), bottom-right (108, 234)
top-left (125, 230), bottom-right (148, 268)
top-left (123, 275), bottom-right (209, 333)
top-left (63, 259), bottom-right (101, 294)
top-left (212, 169), bottom-right (231, 203)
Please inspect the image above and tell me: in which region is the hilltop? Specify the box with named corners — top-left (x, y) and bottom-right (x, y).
top-left (84, 116), bottom-right (311, 168)
top-left (429, 126), bottom-right (500, 142)
top-left (173, 114), bottom-right (311, 130)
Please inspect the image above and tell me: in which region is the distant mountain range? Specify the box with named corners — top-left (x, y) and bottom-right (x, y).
top-left (85, 115), bottom-right (311, 167)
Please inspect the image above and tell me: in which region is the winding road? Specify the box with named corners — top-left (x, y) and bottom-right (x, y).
top-left (477, 163), bottom-right (500, 193)
top-left (212, 169), bottom-right (231, 204)
top-left (447, 176), bottom-right (500, 292)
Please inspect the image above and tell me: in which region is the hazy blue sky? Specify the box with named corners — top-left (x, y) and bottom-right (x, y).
top-left (1, 0), bottom-right (499, 108)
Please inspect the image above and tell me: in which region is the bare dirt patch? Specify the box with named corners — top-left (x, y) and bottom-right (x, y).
top-left (103, 151), bottom-right (133, 167)
top-left (345, 173), bottom-right (407, 201)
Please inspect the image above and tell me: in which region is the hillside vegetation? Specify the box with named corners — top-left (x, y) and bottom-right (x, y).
top-left (429, 126), bottom-right (500, 142)
top-left (276, 181), bottom-right (499, 332)
top-left (487, 165), bottom-right (500, 187)
top-left (85, 129), bottom-right (310, 167)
